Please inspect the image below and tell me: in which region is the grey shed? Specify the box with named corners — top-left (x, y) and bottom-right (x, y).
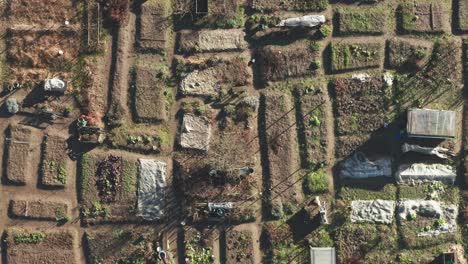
top-left (407, 108), bottom-right (456, 139)
top-left (310, 247), bottom-right (336, 264)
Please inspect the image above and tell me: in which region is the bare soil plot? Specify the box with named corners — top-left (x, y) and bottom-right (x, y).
top-left (457, 0), bottom-right (468, 32)
top-left (79, 152), bottom-right (139, 224)
top-left (7, 0), bottom-right (82, 26)
top-left (9, 199), bottom-right (68, 221)
top-left (6, 27), bottom-right (81, 70)
top-left (184, 226), bottom-right (218, 263)
top-left (109, 123), bottom-right (173, 154)
top-left (5, 228), bottom-right (77, 264)
top-left (336, 7), bottom-right (388, 35)
top-left (3, 124), bottom-right (36, 185)
top-left (398, 2), bottom-right (449, 34)
top-left (138, 0), bottom-right (170, 52)
top-left (260, 92), bottom-right (300, 219)
top-left (262, 221), bottom-right (309, 263)
top-left (225, 229), bottom-right (254, 264)
top-left (335, 223), bottom-right (398, 263)
top-left (330, 42), bottom-right (383, 72)
top-left (85, 226), bottom-right (162, 263)
top-left (392, 38), bottom-right (463, 117)
top-left (251, 0), bottom-right (328, 12)
top-left (177, 29), bottom-right (247, 54)
top-left (387, 38), bottom-right (432, 70)
top-left (132, 65), bottom-right (168, 122)
top-left (41, 134), bottom-right (69, 188)
top-left (255, 41), bottom-right (318, 85)
top-left (331, 76), bottom-right (390, 157)
top-left (294, 84), bottom-right (330, 168)
top-left (175, 112), bottom-right (260, 223)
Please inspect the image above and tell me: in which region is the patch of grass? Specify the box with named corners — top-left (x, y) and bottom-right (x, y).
top-left (56, 163), bottom-right (67, 184)
top-left (214, 6), bottom-right (246, 29)
top-left (303, 170), bottom-right (329, 194)
top-left (122, 159), bottom-right (137, 198)
top-left (80, 154), bottom-right (95, 202)
top-left (338, 180), bottom-right (397, 200)
top-left (337, 7), bottom-right (387, 35)
top-left (14, 232), bottom-right (46, 244)
top-left (398, 183), bottom-right (460, 205)
top-left (330, 42), bottom-right (382, 72)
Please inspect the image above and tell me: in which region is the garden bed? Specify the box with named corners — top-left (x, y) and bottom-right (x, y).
top-left (457, 0), bottom-right (468, 32)
top-left (330, 42), bottom-right (383, 72)
top-left (5, 228), bottom-right (76, 264)
top-left (387, 38), bottom-right (432, 70)
top-left (225, 229), bottom-right (254, 264)
top-left (336, 7), bottom-right (388, 35)
top-left (184, 226), bottom-right (218, 263)
top-left (4, 124), bottom-right (35, 185)
top-left (9, 199), bottom-right (68, 221)
top-left (255, 42), bottom-right (318, 84)
top-left (260, 92), bottom-right (299, 219)
top-left (85, 226), bottom-right (161, 263)
top-left (79, 151), bottom-right (139, 224)
top-left (175, 116), bottom-right (260, 223)
top-left (138, 0), bottom-right (170, 52)
top-left (177, 29), bottom-right (247, 54)
top-left (398, 2), bottom-right (449, 34)
top-left (132, 65), bottom-right (169, 122)
top-left (399, 216), bottom-right (459, 249)
top-left (41, 134), bottom-right (69, 188)
top-left (109, 123), bottom-right (173, 154)
top-left (294, 83), bottom-right (330, 168)
top-left (7, 0), bottom-right (83, 26)
top-left (335, 223), bottom-right (398, 263)
top-left (262, 221), bottom-right (309, 263)
top-left (6, 27), bottom-right (81, 71)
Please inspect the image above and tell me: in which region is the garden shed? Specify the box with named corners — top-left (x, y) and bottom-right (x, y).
top-left (407, 109), bottom-right (456, 139)
top-left (310, 247), bottom-right (336, 264)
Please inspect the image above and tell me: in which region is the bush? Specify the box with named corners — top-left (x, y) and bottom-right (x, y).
top-left (303, 170), bottom-right (328, 194)
top-left (270, 200), bottom-right (284, 220)
top-left (310, 61), bottom-right (321, 70)
top-left (318, 25), bottom-right (332, 38)
top-left (14, 232), bottom-right (46, 244)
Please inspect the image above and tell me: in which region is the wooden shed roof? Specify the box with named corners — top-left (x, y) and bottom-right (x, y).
top-left (407, 108), bottom-right (456, 139)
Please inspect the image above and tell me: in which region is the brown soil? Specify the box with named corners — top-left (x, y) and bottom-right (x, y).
top-left (255, 42), bottom-right (317, 85)
top-left (138, 1), bottom-right (170, 52)
top-left (133, 65), bottom-right (168, 122)
top-left (7, 27), bottom-right (81, 70)
top-left (225, 229), bottom-right (254, 264)
top-left (7, 0), bottom-right (82, 26)
top-left (6, 228), bottom-right (77, 264)
top-left (9, 199), bottom-right (68, 221)
top-left (41, 134), bottom-right (69, 187)
top-left (260, 91), bottom-right (301, 218)
top-left (4, 124), bottom-right (39, 185)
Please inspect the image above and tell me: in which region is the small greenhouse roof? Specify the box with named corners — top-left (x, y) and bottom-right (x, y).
top-left (407, 108), bottom-right (456, 139)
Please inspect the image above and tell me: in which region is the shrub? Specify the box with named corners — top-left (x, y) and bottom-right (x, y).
top-left (318, 25), bottom-right (332, 38)
top-left (14, 232), bottom-right (46, 244)
top-left (303, 170), bottom-right (328, 194)
top-left (309, 42), bottom-right (321, 52)
top-left (310, 60), bottom-right (321, 70)
top-left (271, 200), bottom-right (284, 220)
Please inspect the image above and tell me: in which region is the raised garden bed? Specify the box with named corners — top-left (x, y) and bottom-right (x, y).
top-left (260, 92), bottom-right (299, 219)
top-left (332, 76), bottom-right (390, 136)
top-left (7, 0), bottom-right (83, 25)
top-left (330, 42), bottom-right (383, 72)
top-left (399, 216), bottom-right (459, 249)
top-left (7, 27), bottom-right (81, 71)
top-left (255, 42), bottom-right (318, 84)
top-left (4, 124), bottom-right (34, 185)
top-left (177, 29), bottom-right (247, 54)
top-left (184, 226), bottom-right (217, 263)
top-left (262, 221), bottom-right (309, 263)
top-left (85, 226), bottom-right (161, 263)
top-left (225, 229), bottom-right (254, 264)
top-left (109, 123), bottom-right (173, 154)
top-left (79, 151), bottom-right (139, 224)
top-left (251, 0), bottom-right (328, 12)
top-left (6, 228), bottom-right (76, 264)
top-left (457, 0), bottom-right (468, 32)
top-left (336, 7), bottom-right (388, 35)
top-left (9, 200), bottom-right (68, 221)
top-left (387, 38), bottom-right (432, 70)
top-left (41, 134), bottom-right (69, 188)
top-left (132, 65), bottom-right (169, 122)
top-left (138, 1), bottom-right (170, 52)
top-left (398, 2), bottom-right (449, 34)
top-left (294, 83), bottom-right (330, 168)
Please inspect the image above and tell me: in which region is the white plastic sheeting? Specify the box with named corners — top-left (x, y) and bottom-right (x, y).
top-left (396, 163), bottom-right (456, 184)
top-left (137, 159), bottom-right (167, 221)
top-left (180, 114), bottom-right (212, 152)
top-left (350, 200), bottom-right (395, 224)
top-left (340, 152), bottom-right (392, 179)
top-left (277, 15), bottom-right (325, 28)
